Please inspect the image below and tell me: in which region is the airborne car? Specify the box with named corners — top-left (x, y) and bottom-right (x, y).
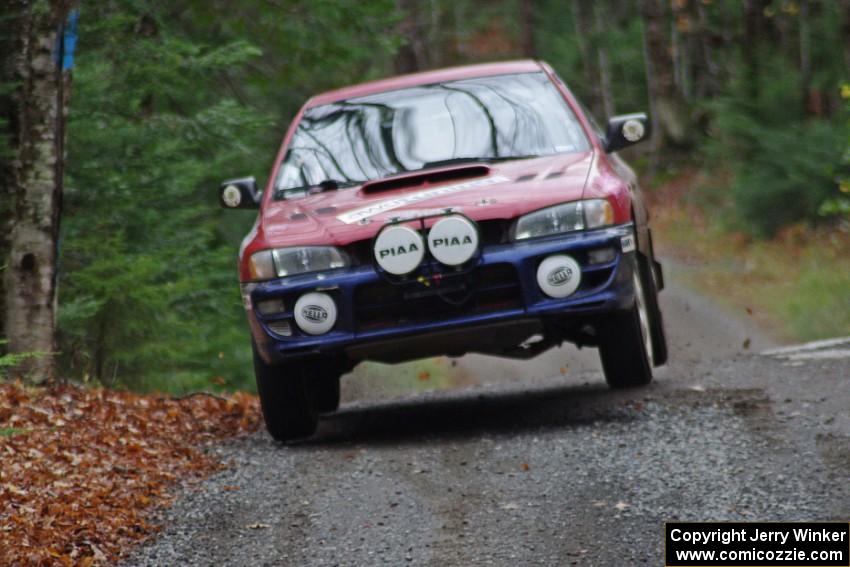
top-left (221, 60), bottom-right (667, 441)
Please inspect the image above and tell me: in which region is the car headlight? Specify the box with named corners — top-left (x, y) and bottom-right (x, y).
top-left (248, 246), bottom-right (349, 281)
top-left (512, 199), bottom-right (614, 241)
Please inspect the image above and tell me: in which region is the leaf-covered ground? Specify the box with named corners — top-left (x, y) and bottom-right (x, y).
top-left (0, 381), bottom-right (260, 566)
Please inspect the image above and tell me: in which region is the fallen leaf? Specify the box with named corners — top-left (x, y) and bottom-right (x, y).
top-left (742, 337), bottom-right (751, 350)
top-left (417, 371), bottom-right (430, 381)
top-left (0, 381), bottom-right (261, 565)
top-left (520, 463), bottom-right (530, 471)
top-left (4, 483), bottom-right (27, 496)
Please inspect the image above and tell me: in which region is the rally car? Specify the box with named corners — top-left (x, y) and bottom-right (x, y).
top-left (220, 60), bottom-right (667, 441)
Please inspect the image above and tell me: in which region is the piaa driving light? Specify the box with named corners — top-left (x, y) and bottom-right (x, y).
top-left (512, 199), bottom-right (614, 241)
top-left (248, 246), bottom-right (348, 281)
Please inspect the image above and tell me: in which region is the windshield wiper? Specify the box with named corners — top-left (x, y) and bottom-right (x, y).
top-left (421, 155), bottom-right (541, 169)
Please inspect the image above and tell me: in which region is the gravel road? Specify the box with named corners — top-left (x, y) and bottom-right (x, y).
top-left (123, 274), bottom-right (850, 566)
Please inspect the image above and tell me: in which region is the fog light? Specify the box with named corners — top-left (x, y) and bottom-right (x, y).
top-left (537, 255), bottom-right (582, 298)
top-left (267, 320), bottom-right (292, 337)
top-left (588, 247), bottom-right (616, 265)
top-left (293, 292), bottom-right (337, 335)
top-left (427, 215), bottom-right (479, 266)
top-left (257, 298), bottom-right (285, 315)
top-left (373, 225), bottom-right (425, 275)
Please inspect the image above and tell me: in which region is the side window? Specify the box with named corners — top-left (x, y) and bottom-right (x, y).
top-left (550, 71), bottom-right (605, 141)
top-left (579, 100), bottom-right (605, 139)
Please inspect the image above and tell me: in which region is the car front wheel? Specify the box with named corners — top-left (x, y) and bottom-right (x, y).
top-left (252, 344), bottom-right (319, 441)
top-left (316, 372), bottom-right (341, 414)
top-left (598, 258), bottom-right (656, 388)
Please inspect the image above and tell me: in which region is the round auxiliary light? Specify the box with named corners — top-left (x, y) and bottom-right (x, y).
top-left (293, 292), bottom-right (337, 335)
top-left (427, 215), bottom-right (479, 267)
top-left (536, 255), bottom-right (582, 298)
top-left (222, 185), bottom-right (242, 208)
top-left (622, 119), bottom-right (645, 142)
top-left (373, 225), bottom-right (425, 275)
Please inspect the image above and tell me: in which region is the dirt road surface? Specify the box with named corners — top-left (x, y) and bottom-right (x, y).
top-left (123, 272), bottom-right (850, 566)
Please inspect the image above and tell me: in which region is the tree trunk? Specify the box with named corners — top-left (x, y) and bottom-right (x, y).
top-left (841, 0), bottom-right (850, 78)
top-left (519, 0), bottom-right (536, 58)
top-left (694, 0), bottom-right (719, 98)
top-left (2, 1), bottom-right (74, 383)
top-left (572, 0), bottom-right (602, 119)
top-left (799, 0), bottom-right (817, 116)
top-left (640, 0), bottom-right (690, 149)
top-left (742, 0), bottom-right (764, 102)
top-left (394, 0), bottom-right (426, 73)
top-left (593, 0), bottom-right (615, 117)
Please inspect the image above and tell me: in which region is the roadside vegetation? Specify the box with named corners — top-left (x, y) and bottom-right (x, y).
top-left (1, 1), bottom-right (848, 392)
top-left (650, 170), bottom-right (850, 342)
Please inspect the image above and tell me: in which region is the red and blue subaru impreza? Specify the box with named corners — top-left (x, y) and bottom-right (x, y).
top-left (220, 60), bottom-right (667, 440)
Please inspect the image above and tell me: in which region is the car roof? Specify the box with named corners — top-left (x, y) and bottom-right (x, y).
top-left (305, 59), bottom-right (545, 108)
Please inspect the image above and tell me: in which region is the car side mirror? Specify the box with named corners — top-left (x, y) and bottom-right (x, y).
top-left (220, 177), bottom-right (261, 209)
top-left (602, 113), bottom-right (650, 153)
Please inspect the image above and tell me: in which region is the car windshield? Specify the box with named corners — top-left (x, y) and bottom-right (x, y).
top-left (274, 72), bottom-right (590, 198)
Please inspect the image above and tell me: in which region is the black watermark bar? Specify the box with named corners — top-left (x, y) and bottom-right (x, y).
top-left (665, 522), bottom-right (850, 567)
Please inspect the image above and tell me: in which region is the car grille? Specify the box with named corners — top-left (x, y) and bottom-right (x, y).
top-left (354, 263), bottom-right (522, 331)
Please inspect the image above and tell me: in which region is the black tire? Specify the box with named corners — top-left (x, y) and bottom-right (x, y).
top-left (252, 344), bottom-right (319, 441)
top-left (598, 258), bottom-right (655, 388)
top-left (316, 372), bottom-right (341, 413)
top-left (640, 254), bottom-right (668, 366)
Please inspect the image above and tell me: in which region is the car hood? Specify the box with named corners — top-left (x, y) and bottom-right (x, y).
top-left (260, 151), bottom-right (594, 248)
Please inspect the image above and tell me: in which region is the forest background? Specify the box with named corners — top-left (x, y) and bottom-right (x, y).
top-left (1, 0), bottom-right (848, 392)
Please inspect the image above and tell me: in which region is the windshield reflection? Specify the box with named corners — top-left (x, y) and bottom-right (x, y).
top-left (275, 72), bottom-right (589, 198)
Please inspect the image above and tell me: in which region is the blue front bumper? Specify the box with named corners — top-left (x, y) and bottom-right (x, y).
top-left (247, 224), bottom-right (638, 363)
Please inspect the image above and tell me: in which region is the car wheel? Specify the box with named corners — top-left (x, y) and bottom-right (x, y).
top-left (316, 372), bottom-right (341, 413)
top-left (641, 254), bottom-right (668, 366)
top-left (252, 343), bottom-right (319, 441)
top-left (598, 258), bottom-right (655, 388)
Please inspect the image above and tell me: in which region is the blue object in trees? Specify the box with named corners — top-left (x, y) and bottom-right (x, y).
top-left (61, 9), bottom-right (79, 71)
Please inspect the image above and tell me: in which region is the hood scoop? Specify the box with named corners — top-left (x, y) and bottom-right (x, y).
top-left (361, 165), bottom-right (490, 194)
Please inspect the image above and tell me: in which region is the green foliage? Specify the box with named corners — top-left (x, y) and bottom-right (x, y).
top-left (0, 428), bottom-right (29, 437)
top-left (0, 340), bottom-right (44, 378)
top-left (181, 0), bottom-right (401, 120)
top-left (58, 1), bottom-right (403, 392)
top-left (787, 256), bottom-right (850, 340)
top-left (729, 120), bottom-right (846, 236)
top-left (60, 4), bottom-right (269, 390)
top-left (536, 1), bottom-right (649, 121)
top-left (704, 54), bottom-right (849, 237)
top-left (822, 95), bottom-right (850, 220)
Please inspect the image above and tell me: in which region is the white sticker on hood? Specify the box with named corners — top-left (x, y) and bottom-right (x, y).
top-left (336, 175), bottom-right (510, 224)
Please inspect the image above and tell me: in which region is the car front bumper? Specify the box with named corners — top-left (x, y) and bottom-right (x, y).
top-left (245, 224), bottom-right (640, 364)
